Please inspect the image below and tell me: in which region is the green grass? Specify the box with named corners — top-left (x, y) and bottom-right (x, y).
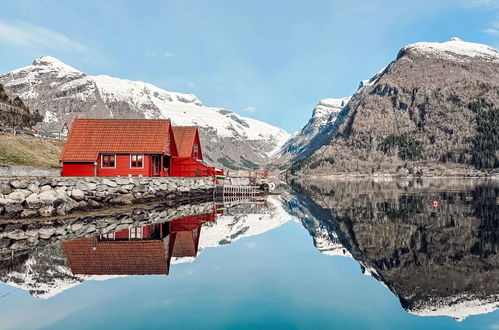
top-left (0, 132), bottom-right (65, 167)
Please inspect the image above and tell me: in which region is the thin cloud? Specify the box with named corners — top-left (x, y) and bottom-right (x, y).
top-left (0, 20), bottom-right (87, 52)
top-left (164, 51), bottom-right (173, 57)
top-left (460, 0), bottom-right (499, 8)
top-left (483, 28), bottom-right (499, 35)
top-left (242, 106), bottom-right (257, 113)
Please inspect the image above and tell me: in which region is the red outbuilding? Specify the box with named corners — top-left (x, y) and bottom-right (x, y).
top-left (60, 119), bottom-right (218, 178)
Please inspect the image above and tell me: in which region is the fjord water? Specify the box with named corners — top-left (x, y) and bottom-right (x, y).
top-left (0, 179), bottom-right (498, 330)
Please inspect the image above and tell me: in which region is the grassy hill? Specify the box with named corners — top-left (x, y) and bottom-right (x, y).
top-left (0, 132), bottom-right (65, 167)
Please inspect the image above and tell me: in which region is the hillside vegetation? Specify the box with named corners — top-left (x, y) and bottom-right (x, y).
top-left (292, 40), bottom-right (499, 176)
top-left (0, 132), bottom-right (64, 167)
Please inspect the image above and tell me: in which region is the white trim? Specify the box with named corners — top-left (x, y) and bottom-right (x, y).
top-left (101, 154), bottom-right (116, 169)
top-left (130, 154), bottom-right (145, 169)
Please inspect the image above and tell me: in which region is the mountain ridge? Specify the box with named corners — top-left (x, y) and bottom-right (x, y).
top-left (0, 56), bottom-right (290, 169)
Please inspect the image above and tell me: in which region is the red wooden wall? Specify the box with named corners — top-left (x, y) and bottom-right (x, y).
top-left (96, 154), bottom-right (152, 177)
top-left (62, 162), bottom-right (94, 177)
top-left (170, 157), bottom-right (214, 177)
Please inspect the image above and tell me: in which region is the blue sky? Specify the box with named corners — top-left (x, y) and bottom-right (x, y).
top-left (1, 0), bottom-right (499, 133)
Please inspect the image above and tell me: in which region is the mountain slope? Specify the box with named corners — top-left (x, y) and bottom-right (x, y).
top-left (293, 38), bottom-right (499, 175)
top-left (0, 56), bottom-right (290, 169)
top-left (280, 97), bottom-right (350, 162)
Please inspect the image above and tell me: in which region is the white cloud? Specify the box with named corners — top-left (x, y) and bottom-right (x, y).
top-left (164, 51), bottom-right (173, 57)
top-left (483, 28), bottom-right (499, 35)
top-left (0, 20), bottom-right (87, 52)
top-left (242, 106), bottom-right (257, 113)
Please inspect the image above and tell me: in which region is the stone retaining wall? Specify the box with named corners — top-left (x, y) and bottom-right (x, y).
top-left (0, 176), bottom-right (214, 219)
top-left (0, 201), bottom-right (215, 256)
top-left (0, 165), bottom-right (61, 177)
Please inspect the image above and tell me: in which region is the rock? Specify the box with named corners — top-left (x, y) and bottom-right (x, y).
top-left (55, 188), bottom-right (69, 201)
top-left (11, 180), bottom-right (28, 189)
top-left (75, 181), bottom-right (88, 191)
top-left (40, 185), bottom-right (53, 192)
top-left (116, 178), bottom-right (130, 185)
top-left (85, 224), bottom-right (96, 234)
top-left (103, 179), bottom-right (118, 187)
top-left (0, 183), bottom-right (12, 195)
top-left (158, 184), bottom-right (169, 190)
top-left (6, 229), bottom-right (28, 240)
top-left (6, 191), bottom-right (26, 203)
top-left (38, 191), bottom-right (57, 205)
top-left (0, 238), bottom-right (10, 249)
top-left (103, 223), bottom-right (117, 232)
top-left (39, 206), bottom-right (55, 217)
top-left (38, 227), bottom-right (56, 239)
top-left (96, 184), bottom-right (108, 192)
top-left (71, 223), bottom-right (83, 232)
top-left (27, 184), bottom-right (40, 194)
top-left (71, 189), bottom-right (85, 201)
top-left (15, 189), bottom-right (33, 198)
top-left (0, 198), bottom-right (16, 206)
top-left (87, 199), bottom-right (102, 208)
top-left (25, 194), bottom-right (44, 208)
top-left (20, 209), bottom-right (38, 218)
top-left (110, 194), bottom-right (135, 205)
top-left (121, 184), bottom-right (134, 191)
top-left (132, 185), bottom-right (147, 193)
top-left (86, 182), bottom-right (97, 190)
top-left (4, 203), bottom-right (23, 215)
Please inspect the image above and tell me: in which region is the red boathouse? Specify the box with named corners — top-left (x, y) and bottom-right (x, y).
top-left (60, 119), bottom-right (217, 178)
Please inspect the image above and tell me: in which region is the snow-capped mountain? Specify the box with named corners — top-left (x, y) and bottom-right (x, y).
top-left (279, 97), bottom-right (350, 162)
top-left (398, 37), bottom-right (499, 62)
top-left (292, 37), bottom-right (499, 175)
top-left (0, 56), bottom-right (290, 168)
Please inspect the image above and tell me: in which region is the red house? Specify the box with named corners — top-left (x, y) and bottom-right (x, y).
top-left (61, 211), bottom-right (216, 276)
top-left (60, 119), bottom-right (217, 178)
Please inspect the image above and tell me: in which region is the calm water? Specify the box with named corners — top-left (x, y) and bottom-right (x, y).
top-left (0, 178), bottom-right (498, 330)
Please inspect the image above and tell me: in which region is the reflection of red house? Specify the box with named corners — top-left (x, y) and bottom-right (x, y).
top-left (61, 212), bottom-right (216, 276)
top-left (60, 119), bottom-right (218, 178)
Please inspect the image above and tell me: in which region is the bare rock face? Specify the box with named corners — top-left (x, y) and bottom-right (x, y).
top-left (0, 56), bottom-right (290, 169)
top-left (279, 97), bottom-right (350, 163)
top-left (294, 38), bottom-right (499, 175)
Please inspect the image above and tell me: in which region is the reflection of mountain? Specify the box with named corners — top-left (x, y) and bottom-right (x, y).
top-left (291, 178), bottom-right (499, 321)
top-left (0, 196), bottom-right (292, 298)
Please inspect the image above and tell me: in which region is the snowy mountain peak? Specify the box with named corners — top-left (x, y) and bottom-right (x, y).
top-left (31, 56), bottom-right (81, 74)
top-left (399, 38), bottom-right (499, 61)
top-left (312, 97), bottom-right (350, 119)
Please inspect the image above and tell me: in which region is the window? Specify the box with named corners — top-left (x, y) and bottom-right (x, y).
top-left (129, 227), bottom-right (143, 239)
top-left (102, 154), bottom-right (115, 168)
top-left (193, 144), bottom-right (199, 159)
top-left (130, 154), bottom-right (144, 168)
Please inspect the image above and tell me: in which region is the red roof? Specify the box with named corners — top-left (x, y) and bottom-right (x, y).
top-left (62, 238), bottom-right (171, 275)
top-left (60, 119), bottom-right (172, 162)
top-left (171, 126), bottom-right (198, 157)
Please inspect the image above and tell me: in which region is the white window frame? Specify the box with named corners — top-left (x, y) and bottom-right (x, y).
top-left (101, 154), bottom-right (116, 169)
top-left (129, 227), bottom-right (143, 239)
top-left (130, 154), bottom-right (144, 169)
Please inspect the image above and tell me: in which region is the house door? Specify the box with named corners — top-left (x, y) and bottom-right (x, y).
top-left (152, 155), bottom-right (161, 176)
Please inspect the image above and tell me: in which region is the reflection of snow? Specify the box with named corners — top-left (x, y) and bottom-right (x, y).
top-left (408, 295), bottom-right (499, 322)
